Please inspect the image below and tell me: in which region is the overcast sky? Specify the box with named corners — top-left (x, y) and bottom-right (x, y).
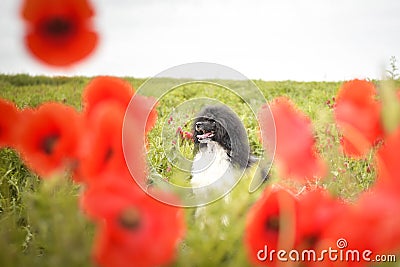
top-left (1, 0), bottom-right (399, 81)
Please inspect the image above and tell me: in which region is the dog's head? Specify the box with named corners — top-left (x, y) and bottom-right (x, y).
top-left (192, 105), bottom-right (250, 168)
top-left (194, 117), bottom-right (217, 143)
top-left (193, 105), bottom-right (234, 146)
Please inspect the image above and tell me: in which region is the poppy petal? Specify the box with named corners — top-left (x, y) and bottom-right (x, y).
top-left (21, 0), bottom-right (95, 21)
top-left (375, 127), bottom-right (400, 192)
top-left (25, 28), bottom-right (98, 66)
top-left (78, 103), bottom-right (129, 181)
top-left (0, 99), bottom-right (20, 148)
top-left (334, 79), bottom-right (383, 157)
top-left (244, 185), bottom-right (298, 266)
top-left (295, 189), bottom-right (344, 250)
top-left (259, 97), bottom-right (326, 180)
top-left (82, 76), bottom-right (135, 117)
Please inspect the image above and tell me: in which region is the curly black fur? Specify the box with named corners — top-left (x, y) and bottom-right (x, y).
top-left (192, 105), bottom-right (253, 169)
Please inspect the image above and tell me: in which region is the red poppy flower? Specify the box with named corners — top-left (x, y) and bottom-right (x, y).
top-left (296, 189), bottom-right (344, 249)
top-left (244, 185), bottom-right (298, 266)
top-left (310, 209), bottom-right (361, 267)
top-left (258, 97), bottom-right (326, 181)
top-left (334, 79), bottom-right (383, 157)
top-left (294, 189), bottom-right (347, 267)
top-left (0, 99), bottom-right (20, 148)
top-left (20, 0), bottom-right (98, 67)
top-left (80, 77), bottom-right (156, 183)
top-left (81, 172), bottom-right (185, 267)
top-left (375, 127), bottom-right (400, 192)
top-left (77, 102), bottom-right (146, 184)
top-left (82, 76), bottom-right (134, 117)
top-left (18, 102), bottom-right (82, 178)
top-left (82, 76), bottom-right (158, 135)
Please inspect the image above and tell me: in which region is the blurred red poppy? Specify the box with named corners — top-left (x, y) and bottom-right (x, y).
top-left (244, 185), bottom-right (298, 266)
top-left (81, 172), bottom-right (185, 267)
top-left (375, 127), bottom-right (400, 192)
top-left (0, 99), bottom-right (20, 148)
top-left (296, 189), bottom-right (344, 249)
top-left (79, 76), bottom-right (157, 184)
top-left (18, 102), bottom-right (82, 178)
top-left (20, 0), bottom-right (98, 67)
top-left (82, 76), bottom-right (134, 117)
top-left (77, 102), bottom-right (145, 183)
top-left (82, 76), bottom-right (158, 135)
top-left (294, 189), bottom-right (346, 267)
top-left (334, 79), bottom-right (383, 158)
top-left (258, 97), bottom-right (326, 181)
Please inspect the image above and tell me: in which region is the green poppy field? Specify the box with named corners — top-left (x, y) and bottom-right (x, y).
top-left (0, 74), bottom-right (398, 267)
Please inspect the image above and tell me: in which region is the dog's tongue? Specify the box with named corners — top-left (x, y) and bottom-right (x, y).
top-left (197, 132), bottom-right (214, 139)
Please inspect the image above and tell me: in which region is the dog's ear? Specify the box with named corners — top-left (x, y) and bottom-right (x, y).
top-left (223, 109), bottom-right (250, 169)
top-left (215, 119), bottom-right (231, 152)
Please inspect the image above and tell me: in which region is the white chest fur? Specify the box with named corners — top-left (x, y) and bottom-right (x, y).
top-left (191, 141), bottom-right (234, 199)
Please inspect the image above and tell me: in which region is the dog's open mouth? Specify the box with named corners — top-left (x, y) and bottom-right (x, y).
top-left (197, 130), bottom-right (214, 140)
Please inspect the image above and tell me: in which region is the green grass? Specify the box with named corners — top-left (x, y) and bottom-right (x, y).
top-left (0, 74), bottom-right (392, 266)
